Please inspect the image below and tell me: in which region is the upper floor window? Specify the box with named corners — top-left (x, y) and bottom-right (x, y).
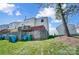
top-left (41, 19), bottom-right (44, 22)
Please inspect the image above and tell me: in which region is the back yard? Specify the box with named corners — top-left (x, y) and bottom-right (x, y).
top-left (0, 36), bottom-right (79, 55)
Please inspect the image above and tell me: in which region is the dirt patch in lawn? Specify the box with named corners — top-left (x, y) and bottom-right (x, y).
top-left (56, 36), bottom-right (79, 47)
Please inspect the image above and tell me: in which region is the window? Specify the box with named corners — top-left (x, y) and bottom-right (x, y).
top-left (41, 19), bottom-right (44, 22)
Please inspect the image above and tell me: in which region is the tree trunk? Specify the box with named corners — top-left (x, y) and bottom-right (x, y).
top-left (58, 3), bottom-right (70, 37)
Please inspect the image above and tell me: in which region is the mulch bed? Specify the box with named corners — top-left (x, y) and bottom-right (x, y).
top-left (56, 36), bottom-right (79, 47)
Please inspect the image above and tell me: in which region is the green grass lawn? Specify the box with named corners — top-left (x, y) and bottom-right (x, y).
top-left (0, 38), bottom-right (78, 55)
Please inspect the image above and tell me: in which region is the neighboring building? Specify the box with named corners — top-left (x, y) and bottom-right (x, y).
top-left (23, 17), bottom-right (49, 32)
top-left (0, 29), bottom-right (9, 34)
top-left (0, 17), bottom-right (49, 40)
top-left (31, 25), bottom-right (49, 40)
top-left (17, 25), bottom-right (49, 40)
top-left (8, 22), bottom-right (22, 29)
top-left (75, 25), bottom-right (79, 34)
top-left (56, 24), bottom-right (77, 35)
top-left (0, 29), bottom-right (10, 39)
top-left (18, 26), bottom-right (32, 40)
top-left (8, 17), bottom-right (49, 32)
top-left (0, 24), bottom-right (9, 31)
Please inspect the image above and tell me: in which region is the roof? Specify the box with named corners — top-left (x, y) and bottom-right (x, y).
top-left (31, 25), bottom-right (45, 31)
top-left (18, 25), bottom-right (45, 32)
top-left (0, 29), bottom-right (10, 34)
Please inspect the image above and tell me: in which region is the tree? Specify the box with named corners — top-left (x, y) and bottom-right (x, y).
top-left (56, 3), bottom-right (70, 36)
top-left (55, 3), bottom-right (79, 36)
top-left (37, 3), bottom-right (79, 37)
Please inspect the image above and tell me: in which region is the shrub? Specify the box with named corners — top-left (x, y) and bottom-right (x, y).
top-left (48, 34), bottom-right (57, 39)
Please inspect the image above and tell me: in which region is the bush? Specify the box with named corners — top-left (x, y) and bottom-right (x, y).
top-left (48, 34), bottom-right (57, 39)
